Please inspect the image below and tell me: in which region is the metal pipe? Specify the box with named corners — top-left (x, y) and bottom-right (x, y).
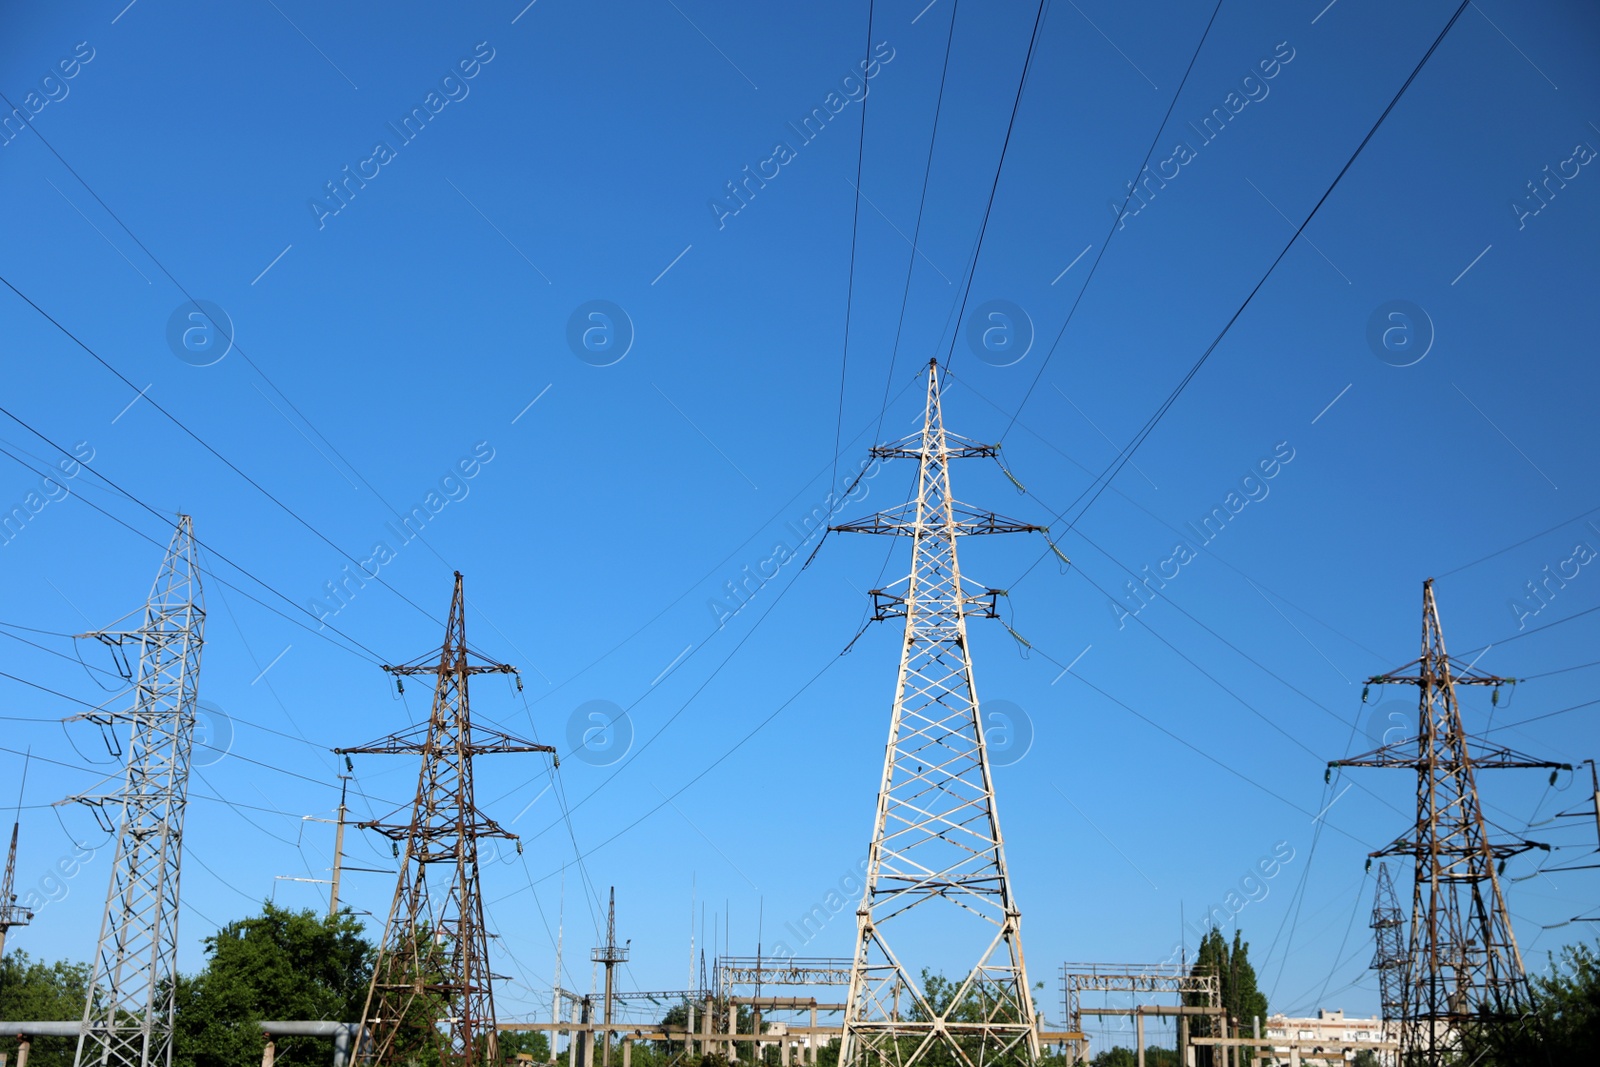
top-left (256, 1022), bottom-right (360, 1067)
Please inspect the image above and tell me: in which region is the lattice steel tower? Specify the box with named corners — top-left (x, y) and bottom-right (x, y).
top-left (69, 516), bottom-right (205, 1067)
top-left (1, 820), bottom-right (32, 960)
top-left (830, 359), bottom-right (1042, 1067)
top-left (1368, 861), bottom-right (1407, 1024)
top-left (336, 572), bottom-right (555, 1067)
top-left (1332, 579), bottom-right (1564, 1064)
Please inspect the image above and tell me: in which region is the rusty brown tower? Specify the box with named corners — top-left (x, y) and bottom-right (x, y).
top-left (337, 572), bottom-right (555, 1066)
top-left (1333, 579), bottom-right (1565, 1064)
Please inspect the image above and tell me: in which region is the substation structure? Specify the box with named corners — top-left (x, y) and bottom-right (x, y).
top-left (507, 951), bottom-right (1085, 1067)
top-left (503, 956), bottom-right (853, 1067)
top-left (1062, 962), bottom-right (1397, 1066)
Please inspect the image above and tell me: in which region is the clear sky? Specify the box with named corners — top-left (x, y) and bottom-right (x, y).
top-left (2, 0), bottom-right (1599, 1047)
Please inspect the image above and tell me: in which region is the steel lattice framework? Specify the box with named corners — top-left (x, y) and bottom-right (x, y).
top-left (336, 572), bottom-right (554, 1067)
top-left (1332, 579), bottom-right (1565, 1064)
top-left (68, 516), bottom-right (205, 1067)
top-left (830, 359), bottom-right (1042, 1067)
top-left (1369, 861), bottom-right (1407, 1025)
top-left (1060, 962), bottom-right (1219, 1036)
top-left (0, 819), bottom-right (32, 960)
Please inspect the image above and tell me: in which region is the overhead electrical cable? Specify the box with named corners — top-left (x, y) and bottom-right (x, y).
top-left (0, 426), bottom-right (386, 666)
top-left (1006, 0), bottom-right (1476, 544)
top-left (831, 0), bottom-right (878, 496)
top-left (0, 274), bottom-right (445, 630)
top-left (1000, 0), bottom-right (1227, 439)
top-left (0, 85), bottom-right (484, 605)
top-left (949, 371), bottom-right (1390, 663)
top-left (938, 0), bottom-right (1049, 373)
top-left (872, 0), bottom-right (961, 449)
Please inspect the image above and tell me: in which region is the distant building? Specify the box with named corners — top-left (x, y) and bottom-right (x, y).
top-left (1262, 1010), bottom-right (1394, 1064)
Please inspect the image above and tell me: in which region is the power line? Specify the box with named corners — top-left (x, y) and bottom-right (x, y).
top-left (1436, 501), bottom-right (1600, 578)
top-left (938, 0), bottom-right (1049, 373)
top-left (493, 629), bottom-right (847, 901)
top-left (950, 371), bottom-right (1392, 665)
top-left (0, 428), bottom-right (386, 666)
top-left (873, 0), bottom-right (961, 449)
top-left (1459, 600), bottom-right (1600, 659)
top-left (831, 0), bottom-right (878, 496)
top-left (1012, 0), bottom-right (1475, 537)
top-left (0, 275), bottom-right (445, 632)
top-left (0, 83), bottom-right (485, 618)
top-left (1000, 0), bottom-right (1227, 438)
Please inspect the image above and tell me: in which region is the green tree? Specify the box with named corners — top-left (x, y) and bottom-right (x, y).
top-left (1184, 928), bottom-right (1267, 1067)
top-left (0, 949), bottom-right (93, 1067)
top-left (1088, 1047), bottom-right (1176, 1067)
top-left (1089, 1049), bottom-right (1136, 1067)
top-left (172, 902), bottom-right (374, 1067)
top-left (1457, 936), bottom-right (1600, 1064)
top-left (499, 1029), bottom-right (552, 1061)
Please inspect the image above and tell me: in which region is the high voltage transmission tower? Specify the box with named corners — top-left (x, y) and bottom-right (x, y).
top-left (336, 572), bottom-right (555, 1067)
top-left (1332, 579), bottom-right (1566, 1065)
top-left (2, 755), bottom-right (32, 960)
top-left (64, 516), bottom-right (205, 1067)
top-left (830, 359), bottom-right (1042, 1067)
top-left (1, 819), bottom-right (32, 960)
top-left (1368, 861), bottom-right (1406, 1026)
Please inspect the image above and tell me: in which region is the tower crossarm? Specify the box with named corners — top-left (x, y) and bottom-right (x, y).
top-left (869, 428), bottom-right (999, 460)
top-left (1365, 664), bottom-right (1515, 688)
top-left (383, 662), bottom-right (517, 676)
top-left (831, 503), bottom-right (1041, 537)
top-left (1331, 747), bottom-right (1568, 772)
top-left (336, 730), bottom-right (555, 758)
top-left (359, 811), bottom-right (521, 845)
top-left (1368, 835), bottom-right (1548, 863)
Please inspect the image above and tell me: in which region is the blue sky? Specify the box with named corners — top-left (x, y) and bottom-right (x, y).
top-left (2, 0), bottom-right (1599, 1045)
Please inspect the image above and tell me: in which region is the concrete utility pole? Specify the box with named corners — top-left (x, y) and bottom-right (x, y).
top-left (831, 361), bottom-right (1044, 1067)
top-left (67, 516), bottom-right (205, 1067)
top-left (1333, 579), bottom-right (1568, 1066)
top-left (328, 775), bottom-right (348, 917)
top-left (336, 572), bottom-right (557, 1067)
